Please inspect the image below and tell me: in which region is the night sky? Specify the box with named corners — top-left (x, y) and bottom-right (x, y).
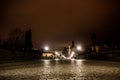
top-left (0, 0), bottom-right (120, 48)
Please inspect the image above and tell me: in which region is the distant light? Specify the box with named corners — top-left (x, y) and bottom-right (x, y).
top-left (55, 58), bottom-right (59, 60)
top-left (62, 55), bottom-right (66, 59)
top-left (70, 51), bottom-right (75, 58)
top-left (55, 51), bottom-right (58, 55)
top-left (44, 46), bottom-right (49, 51)
top-left (71, 58), bottom-right (75, 60)
top-left (77, 45), bottom-right (82, 51)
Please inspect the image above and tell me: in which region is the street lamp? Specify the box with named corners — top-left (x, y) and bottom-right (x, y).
top-left (44, 46), bottom-right (49, 51)
top-left (77, 45), bottom-right (82, 51)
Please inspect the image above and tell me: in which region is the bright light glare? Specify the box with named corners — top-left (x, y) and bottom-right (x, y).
top-left (76, 59), bottom-right (84, 65)
top-left (70, 51), bottom-right (75, 58)
top-left (44, 46), bottom-right (49, 51)
top-left (77, 45), bottom-right (82, 51)
top-left (55, 51), bottom-right (58, 55)
top-left (55, 58), bottom-right (59, 60)
top-left (44, 60), bottom-right (50, 65)
top-left (62, 55), bottom-right (66, 59)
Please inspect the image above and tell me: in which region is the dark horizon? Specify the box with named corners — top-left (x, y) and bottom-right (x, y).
top-left (0, 0), bottom-right (120, 48)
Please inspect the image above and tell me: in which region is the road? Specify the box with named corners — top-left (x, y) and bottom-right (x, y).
top-left (0, 59), bottom-right (120, 80)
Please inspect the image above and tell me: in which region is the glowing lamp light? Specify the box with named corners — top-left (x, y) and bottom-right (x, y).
top-left (55, 51), bottom-right (58, 55)
top-left (77, 45), bottom-right (82, 51)
top-left (44, 46), bottom-right (49, 51)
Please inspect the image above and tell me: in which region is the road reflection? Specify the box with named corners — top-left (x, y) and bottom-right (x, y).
top-left (0, 59), bottom-right (120, 80)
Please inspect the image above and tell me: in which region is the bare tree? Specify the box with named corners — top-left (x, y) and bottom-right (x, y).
top-left (9, 28), bottom-right (24, 50)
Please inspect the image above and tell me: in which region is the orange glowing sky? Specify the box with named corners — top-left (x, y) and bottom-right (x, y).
top-left (0, 0), bottom-right (120, 48)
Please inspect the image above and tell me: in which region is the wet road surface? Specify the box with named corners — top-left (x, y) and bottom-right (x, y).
top-left (0, 59), bottom-right (120, 80)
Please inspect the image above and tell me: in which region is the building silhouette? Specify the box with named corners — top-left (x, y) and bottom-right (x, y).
top-left (71, 41), bottom-right (75, 48)
top-left (24, 29), bottom-right (32, 51)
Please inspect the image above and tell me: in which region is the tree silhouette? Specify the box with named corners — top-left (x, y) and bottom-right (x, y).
top-left (9, 28), bottom-right (24, 50)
